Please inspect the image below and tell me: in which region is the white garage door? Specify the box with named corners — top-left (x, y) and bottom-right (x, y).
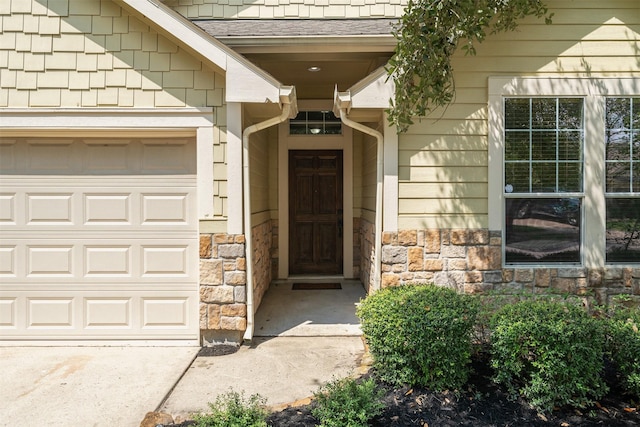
top-left (0, 137), bottom-right (199, 343)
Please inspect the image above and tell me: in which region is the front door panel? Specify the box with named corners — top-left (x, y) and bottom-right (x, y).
top-left (289, 150), bottom-right (343, 274)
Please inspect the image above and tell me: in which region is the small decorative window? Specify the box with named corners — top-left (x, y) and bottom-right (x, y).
top-left (605, 97), bottom-right (640, 262)
top-left (503, 98), bottom-right (584, 264)
top-left (289, 111), bottom-right (342, 135)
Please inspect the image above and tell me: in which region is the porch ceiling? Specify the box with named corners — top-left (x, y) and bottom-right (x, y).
top-left (194, 19), bottom-right (397, 100)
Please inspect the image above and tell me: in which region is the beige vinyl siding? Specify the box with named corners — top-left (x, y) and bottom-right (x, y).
top-left (397, 0), bottom-right (639, 230)
top-left (361, 131), bottom-right (378, 224)
top-left (0, 0), bottom-right (229, 223)
top-left (352, 130), bottom-right (363, 216)
top-left (249, 124), bottom-right (272, 225)
top-left (166, 0), bottom-right (408, 20)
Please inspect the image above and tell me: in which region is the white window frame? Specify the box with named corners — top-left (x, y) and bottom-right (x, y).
top-left (488, 77), bottom-right (640, 268)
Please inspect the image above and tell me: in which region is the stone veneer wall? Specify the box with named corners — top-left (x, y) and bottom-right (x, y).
top-left (381, 229), bottom-right (640, 306)
top-left (199, 233), bottom-right (247, 344)
top-left (252, 221), bottom-right (273, 312)
top-left (360, 217), bottom-right (376, 292)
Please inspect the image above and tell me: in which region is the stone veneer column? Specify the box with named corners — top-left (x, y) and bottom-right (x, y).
top-left (199, 233), bottom-right (247, 345)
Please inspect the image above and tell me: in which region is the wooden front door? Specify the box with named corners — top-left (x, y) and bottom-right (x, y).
top-left (289, 150), bottom-right (343, 275)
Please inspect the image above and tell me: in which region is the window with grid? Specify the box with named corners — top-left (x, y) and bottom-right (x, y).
top-left (605, 97), bottom-right (640, 262)
top-left (503, 98), bottom-right (584, 264)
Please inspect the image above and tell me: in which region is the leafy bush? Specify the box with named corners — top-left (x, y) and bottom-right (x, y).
top-left (607, 306), bottom-right (640, 398)
top-left (192, 390), bottom-right (269, 427)
top-left (356, 284), bottom-right (478, 390)
top-left (311, 376), bottom-right (384, 427)
top-left (490, 300), bottom-right (608, 412)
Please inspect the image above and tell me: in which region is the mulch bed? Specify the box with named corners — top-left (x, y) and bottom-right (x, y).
top-left (170, 352), bottom-right (639, 426)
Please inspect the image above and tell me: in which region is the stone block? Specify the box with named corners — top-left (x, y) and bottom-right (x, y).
top-left (483, 271), bottom-right (503, 283)
top-left (464, 282), bottom-right (492, 294)
top-left (199, 234), bottom-right (212, 258)
top-left (400, 272), bottom-right (414, 281)
top-left (200, 285), bottom-right (234, 304)
top-left (382, 246), bottom-right (407, 264)
top-left (221, 303), bottom-right (247, 317)
top-left (382, 231), bottom-right (397, 245)
top-left (221, 316), bottom-right (246, 331)
top-left (407, 247), bottom-right (423, 271)
top-left (448, 259), bottom-right (467, 271)
top-left (465, 271), bottom-right (483, 283)
top-left (605, 268), bottom-right (623, 281)
top-left (381, 273), bottom-right (399, 288)
top-left (223, 261), bottom-right (236, 271)
top-left (502, 269), bottom-right (514, 283)
top-left (398, 230), bottom-right (417, 246)
top-left (551, 277), bottom-right (575, 293)
top-left (214, 233), bottom-right (230, 244)
top-left (234, 285), bottom-right (246, 303)
top-left (199, 303), bottom-right (208, 329)
top-left (440, 244), bottom-right (466, 259)
top-left (467, 246), bottom-right (501, 270)
top-left (514, 269), bottom-right (534, 283)
top-left (207, 304), bottom-right (221, 329)
top-left (469, 230), bottom-right (490, 244)
top-left (200, 259), bottom-right (223, 285)
top-left (219, 244), bottom-right (245, 259)
top-left (224, 271), bottom-right (246, 286)
top-left (234, 234), bottom-right (246, 244)
top-left (236, 257), bottom-right (246, 271)
top-left (558, 268), bottom-right (587, 278)
top-left (535, 269), bottom-right (551, 287)
top-left (423, 259), bottom-right (443, 271)
top-left (392, 264), bottom-right (405, 273)
top-left (424, 230), bottom-right (440, 254)
top-left (450, 229), bottom-right (468, 245)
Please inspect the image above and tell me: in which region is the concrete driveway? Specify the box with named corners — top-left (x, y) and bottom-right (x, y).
top-left (0, 346), bottom-right (199, 427)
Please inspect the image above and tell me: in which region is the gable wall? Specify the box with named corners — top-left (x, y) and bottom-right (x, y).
top-left (165, 0), bottom-right (407, 19)
top-left (0, 0), bottom-right (229, 220)
top-left (397, 0), bottom-right (640, 230)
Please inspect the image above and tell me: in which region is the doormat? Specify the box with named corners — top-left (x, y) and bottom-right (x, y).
top-left (292, 283), bottom-right (342, 290)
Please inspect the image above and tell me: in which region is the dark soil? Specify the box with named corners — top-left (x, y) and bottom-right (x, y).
top-left (171, 353), bottom-right (640, 427)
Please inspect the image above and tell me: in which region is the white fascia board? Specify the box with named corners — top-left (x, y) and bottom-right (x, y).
top-left (226, 56), bottom-right (282, 104)
top-left (346, 66), bottom-right (394, 109)
top-left (115, 0), bottom-right (285, 104)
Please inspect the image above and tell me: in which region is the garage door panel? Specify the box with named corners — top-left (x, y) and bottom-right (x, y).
top-left (2, 239), bottom-right (196, 283)
top-left (0, 137), bottom-right (198, 343)
top-left (1, 291), bottom-right (197, 339)
top-left (0, 298), bottom-right (17, 328)
top-left (26, 141), bottom-right (74, 173)
top-left (27, 298), bottom-right (75, 329)
top-left (84, 193), bottom-right (131, 224)
top-left (0, 246), bottom-right (16, 277)
top-left (27, 246), bottom-right (74, 277)
top-left (0, 186), bottom-right (196, 231)
top-left (0, 193), bottom-right (16, 223)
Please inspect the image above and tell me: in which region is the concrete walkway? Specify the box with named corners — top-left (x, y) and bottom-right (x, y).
top-left (0, 346), bottom-right (199, 427)
top-left (160, 336), bottom-right (366, 423)
top-left (1, 280), bottom-right (367, 426)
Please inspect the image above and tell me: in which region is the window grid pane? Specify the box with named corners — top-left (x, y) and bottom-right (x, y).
top-left (289, 111), bottom-right (342, 135)
top-left (605, 98), bottom-right (640, 263)
top-left (504, 98), bottom-right (584, 194)
top-left (606, 98), bottom-right (639, 193)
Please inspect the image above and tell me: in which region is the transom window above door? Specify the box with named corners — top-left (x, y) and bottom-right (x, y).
top-left (289, 111), bottom-right (342, 135)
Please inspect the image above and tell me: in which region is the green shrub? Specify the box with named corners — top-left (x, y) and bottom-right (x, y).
top-left (192, 390), bottom-right (269, 427)
top-left (311, 376), bottom-right (384, 427)
top-left (490, 300), bottom-right (608, 412)
top-left (607, 306), bottom-right (640, 398)
top-left (356, 284), bottom-right (478, 390)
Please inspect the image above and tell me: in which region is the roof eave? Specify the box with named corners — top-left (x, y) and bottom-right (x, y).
top-left (114, 0), bottom-right (289, 105)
